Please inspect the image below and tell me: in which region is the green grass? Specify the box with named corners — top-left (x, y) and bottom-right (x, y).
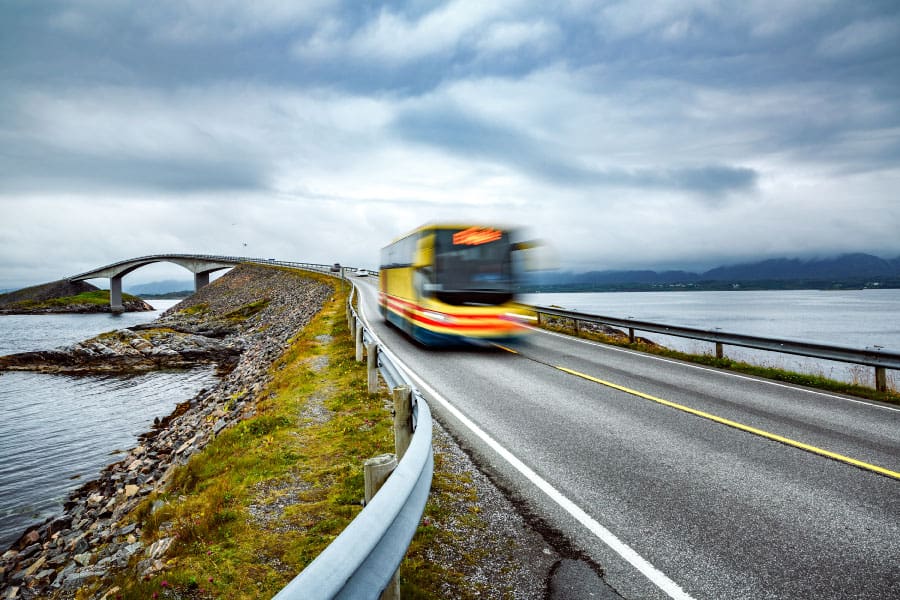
top-left (539, 318), bottom-right (900, 406)
top-left (182, 302), bottom-right (210, 316)
top-left (92, 284), bottom-right (393, 599)
top-left (224, 299), bottom-right (270, 322)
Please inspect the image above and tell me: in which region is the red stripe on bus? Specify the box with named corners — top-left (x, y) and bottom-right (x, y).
top-left (381, 294), bottom-right (520, 332)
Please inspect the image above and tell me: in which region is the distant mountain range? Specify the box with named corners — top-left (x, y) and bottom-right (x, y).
top-left (125, 279), bottom-right (194, 295)
top-left (522, 253), bottom-right (900, 291)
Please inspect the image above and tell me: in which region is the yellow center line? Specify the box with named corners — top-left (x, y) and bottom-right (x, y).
top-left (553, 365), bottom-right (900, 481)
top-left (493, 343), bottom-right (519, 354)
top-left (495, 342), bottom-right (899, 480)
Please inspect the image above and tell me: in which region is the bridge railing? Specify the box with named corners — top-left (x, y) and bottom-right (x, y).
top-left (273, 282), bottom-right (433, 599)
top-left (67, 254), bottom-right (343, 280)
top-left (529, 304), bottom-right (900, 393)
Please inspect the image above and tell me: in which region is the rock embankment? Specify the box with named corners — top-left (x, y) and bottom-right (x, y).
top-left (0, 264), bottom-right (334, 599)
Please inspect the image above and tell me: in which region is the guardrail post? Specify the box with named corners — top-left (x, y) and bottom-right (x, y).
top-left (716, 342), bottom-right (724, 359)
top-left (367, 342), bottom-right (378, 394)
top-left (875, 367), bottom-right (887, 393)
top-left (364, 452), bottom-right (397, 503)
top-left (574, 319), bottom-right (581, 335)
top-left (628, 328), bottom-right (635, 343)
top-left (355, 318), bottom-right (364, 362)
top-left (364, 453), bottom-right (401, 600)
top-left (393, 386), bottom-right (413, 460)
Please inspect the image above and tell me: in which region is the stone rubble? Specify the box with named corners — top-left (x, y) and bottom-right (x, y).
top-left (0, 264), bottom-right (334, 599)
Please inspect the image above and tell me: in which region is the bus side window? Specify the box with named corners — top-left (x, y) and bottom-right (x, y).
top-left (415, 265), bottom-right (434, 298)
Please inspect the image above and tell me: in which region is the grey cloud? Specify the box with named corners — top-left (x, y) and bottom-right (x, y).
top-left (392, 106), bottom-right (757, 196)
top-left (0, 142), bottom-right (265, 194)
top-left (659, 165), bottom-right (758, 196)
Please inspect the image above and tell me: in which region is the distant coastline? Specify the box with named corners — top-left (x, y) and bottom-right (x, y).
top-left (521, 252), bottom-right (900, 293)
top-left (519, 278), bottom-right (900, 293)
top-left (136, 291), bottom-right (192, 300)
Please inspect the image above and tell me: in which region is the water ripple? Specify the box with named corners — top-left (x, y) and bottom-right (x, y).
top-left (0, 363), bottom-right (218, 548)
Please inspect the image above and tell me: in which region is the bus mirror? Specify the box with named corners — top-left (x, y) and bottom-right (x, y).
top-left (514, 240), bottom-right (556, 271)
top-left (512, 240), bottom-right (540, 251)
top-left (413, 236), bottom-right (433, 268)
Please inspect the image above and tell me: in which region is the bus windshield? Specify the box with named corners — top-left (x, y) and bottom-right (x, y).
top-left (431, 228), bottom-right (515, 305)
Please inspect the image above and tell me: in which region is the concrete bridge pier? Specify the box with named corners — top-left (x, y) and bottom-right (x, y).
top-left (195, 271), bottom-right (210, 290)
top-left (110, 275), bottom-right (124, 313)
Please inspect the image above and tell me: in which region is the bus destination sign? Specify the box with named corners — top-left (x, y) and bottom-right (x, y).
top-left (452, 227), bottom-right (502, 246)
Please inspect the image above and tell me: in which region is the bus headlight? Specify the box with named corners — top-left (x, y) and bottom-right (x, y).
top-left (502, 312), bottom-right (537, 323)
top-left (423, 310), bottom-right (456, 324)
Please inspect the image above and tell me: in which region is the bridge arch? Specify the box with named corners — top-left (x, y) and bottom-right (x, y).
top-left (68, 254), bottom-right (243, 311)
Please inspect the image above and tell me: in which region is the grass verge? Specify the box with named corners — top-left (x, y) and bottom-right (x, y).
top-left (538, 318), bottom-right (900, 406)
top-left (80, 279), bottom-right (505, 599)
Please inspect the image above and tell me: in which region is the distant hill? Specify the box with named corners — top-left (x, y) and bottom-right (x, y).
top-left (523, 253), bottom-right (900, 291)
top-left (702, 253), bottom-right (900, 282)
top-left (125, 279), bottom-right (194, 295)
top-left (0, 280), bottom-right (99, 307)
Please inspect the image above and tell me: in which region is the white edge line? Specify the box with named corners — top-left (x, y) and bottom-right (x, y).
top-left (529, 325), bottom-right (900, 412)
top-left (355, 284), bottom-right (695, 600)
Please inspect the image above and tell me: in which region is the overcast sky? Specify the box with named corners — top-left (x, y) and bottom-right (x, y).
top-left (2, 1), bottom-right (899, 288)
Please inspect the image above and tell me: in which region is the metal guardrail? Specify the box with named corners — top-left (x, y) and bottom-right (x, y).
top-left (530, 304), bottom-right (900, 392)
top-left (274, 283), bottom-right (433, 599)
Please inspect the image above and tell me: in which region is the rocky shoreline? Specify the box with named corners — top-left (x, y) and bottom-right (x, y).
top-left (0, 328), bottom-right (242, 374)
top-left (0, 298), bottom-right (154, 315)
top-left (0, 264), bottom-right (334, 599)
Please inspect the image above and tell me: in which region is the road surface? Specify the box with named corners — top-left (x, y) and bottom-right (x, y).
top-left (353, 277), bottom-right (900, 599)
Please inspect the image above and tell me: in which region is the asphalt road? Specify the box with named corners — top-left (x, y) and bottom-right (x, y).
top-left (352, 278), bottom-right (900, 600)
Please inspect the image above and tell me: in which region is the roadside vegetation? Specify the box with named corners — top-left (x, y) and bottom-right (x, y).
top-left (537, 316), bottom-right (900, 406)
top-left (80, 278), bottom-right (503, 599)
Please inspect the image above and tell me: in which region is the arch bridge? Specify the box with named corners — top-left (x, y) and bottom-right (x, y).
top-left (68, 254), bottom-right (340, 311)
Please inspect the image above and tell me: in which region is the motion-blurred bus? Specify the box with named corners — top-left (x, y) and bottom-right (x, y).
top-left (379, 224), bottom-right (534, 346)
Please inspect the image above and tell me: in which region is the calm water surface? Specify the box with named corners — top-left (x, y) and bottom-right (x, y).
top-left (0, 300), bottom-right (219, 548)
top-left (522, 289), bottom-right (900, 386)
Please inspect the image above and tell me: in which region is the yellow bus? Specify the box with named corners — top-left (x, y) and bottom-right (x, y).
top-left (379, 224), bottom-right (534, 346)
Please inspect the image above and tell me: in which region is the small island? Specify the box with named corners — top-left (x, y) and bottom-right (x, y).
top-left (0, 280), bottom-right (153, 314)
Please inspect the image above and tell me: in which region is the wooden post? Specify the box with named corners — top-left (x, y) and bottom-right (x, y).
top-left (574, 319), bottom-right (580, 335)
top-left (355, 319), bottom-right (364, 362)
top-left (364, 454), bottom-right (400, 600)
top-left (628, 328), bottom-right (635, 343)
top-left (364, 453), bottom-right (397, 503)
top-left (393, 386), bottom-right (413, 460)
top-left (716, 342), bottom-right (724, 359)
top-left (875, 366), bottom-right (887, 393)
top-left (367, 342), bottom-right (378, 394)
top-left (536, 312), bottom-right (542, 326)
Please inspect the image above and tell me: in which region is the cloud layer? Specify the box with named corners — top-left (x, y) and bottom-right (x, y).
top-left (2, 1), bottom-right (899, 287)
